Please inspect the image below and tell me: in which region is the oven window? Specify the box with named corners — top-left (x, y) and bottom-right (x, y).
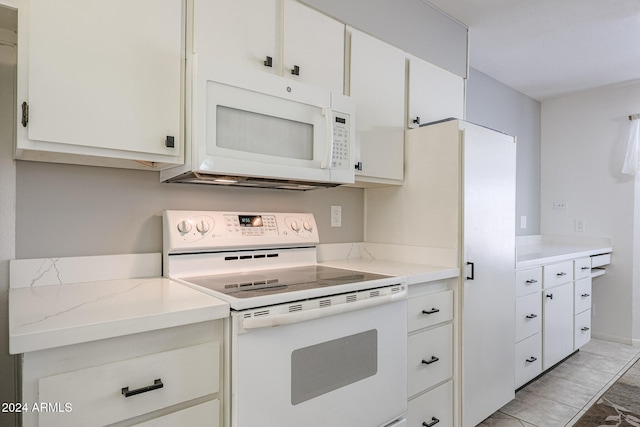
top-left (290, 329), bottom-right (378, 405)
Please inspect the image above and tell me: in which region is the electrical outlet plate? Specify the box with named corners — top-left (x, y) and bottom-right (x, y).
top-left (331, 205), bottom-right (342, 227)
top-left (574, 218), bottom-right (585, 232)
top-left (553, 201), bottom-right (568, 210)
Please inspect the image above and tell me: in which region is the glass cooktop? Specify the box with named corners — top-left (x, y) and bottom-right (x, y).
top-left (182, 265), bottom-right (391, 299)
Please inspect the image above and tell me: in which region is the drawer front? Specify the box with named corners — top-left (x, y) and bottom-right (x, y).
top-left (592, 253), bottom-right (611, 268)
top-left (39, 341), bottom-right (219, 427)
top-left (408, 380), bottom-right (453, 427)
top-left (543, 261), bottom-right (573, 288)
top-left (132, 400), bottom-right (219, 427)
top-left (574, 257), bottom-right (592, 279)
top-left (516, 292), bottom-right (542, 342)
top-left (408, 323), bottom-right (453, 397)
top-left (575, 309), bottom-right (592, 350)
top-left (515, 333), bottom-right (542, 389)
top-left (408, 290), bottom-right (453, 333)
top-left (574, 277), bottom-right (592, 314)
top-left (515, 267), bottom-right (542, 298)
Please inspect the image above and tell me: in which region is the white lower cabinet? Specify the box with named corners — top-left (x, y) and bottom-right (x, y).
top-left (575, 309), bottom-right (592, 349)
top-left (406, 283), bottom-right (454, 427)
top-left (574, 276), bottom-right (593, 351)
top-left (407, 380), bottom-right (453, 427)
top-left (21, 321), bottom-right (223, 427)
top-left (543, 280), bottom-right (574, 370)
top-left (515, 333), bottom-right (542, 388)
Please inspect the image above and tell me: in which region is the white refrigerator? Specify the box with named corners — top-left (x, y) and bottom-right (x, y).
top-left (365, 119), bottom-right (516, 427)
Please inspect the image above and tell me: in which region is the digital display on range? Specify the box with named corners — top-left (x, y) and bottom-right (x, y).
top-left (239, 215), bottom-right (263, 227)
top-left (335, 116), bottom-right (346, 124)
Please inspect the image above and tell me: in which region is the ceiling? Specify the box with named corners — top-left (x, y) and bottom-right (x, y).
top-left (426, 0), bottom-right (640, 101)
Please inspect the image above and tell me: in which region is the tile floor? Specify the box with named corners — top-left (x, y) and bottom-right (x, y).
top-left (478, 339), bottom-right (640, 427)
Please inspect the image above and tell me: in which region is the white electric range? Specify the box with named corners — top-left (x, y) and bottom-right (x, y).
top-left (163, 210), bottom-right (408, 427)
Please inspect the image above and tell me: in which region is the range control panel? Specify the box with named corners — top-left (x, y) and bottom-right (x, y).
top-left (164, 210), bottom-right (319, 253)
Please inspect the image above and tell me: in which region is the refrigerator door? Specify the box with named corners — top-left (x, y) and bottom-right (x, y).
top-left (461, 123), bottom-right (516, 426)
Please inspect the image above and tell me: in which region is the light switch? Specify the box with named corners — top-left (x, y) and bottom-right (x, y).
top-left (331, 205), bottom-right (342, 227)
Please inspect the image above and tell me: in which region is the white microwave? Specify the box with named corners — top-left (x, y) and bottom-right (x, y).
top-left (161, 56), bottom-right (355, 190)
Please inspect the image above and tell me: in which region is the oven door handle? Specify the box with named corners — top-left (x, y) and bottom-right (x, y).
top-left (241, 288), bottom-right (407, 330)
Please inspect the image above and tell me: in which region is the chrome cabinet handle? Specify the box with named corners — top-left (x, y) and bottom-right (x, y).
top-left (556, 272), bottom-right (567, 277)
top-left (526, 279), bottom-right (538, 284)
top-left (526, 356), bottom-right (538, 363)
top-left (422, 356), bottom-right (439, 365)
top-left (581, 293), bottom-right (590, 297)
top-left (581, 327), bottom-right (590, 332)
top-left (413, 116), bottom-right (421, 125)
top-left (422, 308), bottom-right (440, 315)
top-left (423, 417), bottom-right (440, 427)
top-left (122, 379), bottom-right (163, 398)
top-left (546, 293), bottom-right (553, 300)
top-left (581, 266), bottom-right (590, 270)
top-left (526, 314), bottom-right (538, 319)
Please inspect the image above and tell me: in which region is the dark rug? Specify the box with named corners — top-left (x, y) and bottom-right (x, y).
top-left (573, 358), bottom-right (640, 426)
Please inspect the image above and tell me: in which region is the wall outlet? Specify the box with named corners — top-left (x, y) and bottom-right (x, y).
top-left (331, 205), bottom-right (342, 227)
top-left (520, 216), bottom-right (527, 229)
top-left (553, 201), bottom-right (568, 210)
top-left (574, 218), bottom-right (585, 232)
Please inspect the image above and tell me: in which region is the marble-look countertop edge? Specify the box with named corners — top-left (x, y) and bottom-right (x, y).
top-left (516, 245), bottom-right (613, 269)
top-left (9, 277), bottom-right (230, 355)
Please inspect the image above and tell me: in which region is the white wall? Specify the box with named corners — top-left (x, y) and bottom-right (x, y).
top-left (541, 81), bottom-right (640, 344)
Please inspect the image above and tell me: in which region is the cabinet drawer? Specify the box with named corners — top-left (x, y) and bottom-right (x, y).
top-left (515, 333), bottom-right (542, 389)
top-left (407, 380), bottom-right (453, 427)
top-left (516, 292), bottom-right (542, 342)
top-left (543, 261), bottom-right (573, 288)
top-left (592, 253), bottom-right (611, 268)
top-left (575, 309), bottom-right (592, 350)
top-left (574, 257), bottom-right (592, 279)
top-left (408, 290), bottom-right (453, 333)
top-left (515, 267), bottom-right (542, 297)
top-left (574, 277), bottom-right (592, 314)
top-left (408, 323), bottom-right (453, 397)
top-left (132, 400), bottom-right (219, 427)
top-left (39, 341), bottom-right (219, 427)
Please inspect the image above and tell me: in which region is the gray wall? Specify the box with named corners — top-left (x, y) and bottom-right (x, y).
top-left (15, 162), bottom-right (364, 258)
top-left (300, 0), bottom-right (468, 78)
top-left (466, 67), bottom-right (541, 236)
top-left (0, 6), bottom-right (18, 425)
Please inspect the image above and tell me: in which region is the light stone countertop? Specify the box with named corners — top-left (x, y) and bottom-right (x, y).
top-left (9, 254), bottom-right (229, 354)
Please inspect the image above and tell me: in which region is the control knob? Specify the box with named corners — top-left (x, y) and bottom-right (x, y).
top-left (196, 220), bottom-right (210, 234)
top-left (177, 220), bottom-right (192, 233)
top-left (303, 220), bottom-right (313, 232)
top-left (290, 220), bottom-right (300, 232)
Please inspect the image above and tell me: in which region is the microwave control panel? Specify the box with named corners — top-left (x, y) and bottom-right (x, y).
top-left (331, 113), bottom-right (350, 170)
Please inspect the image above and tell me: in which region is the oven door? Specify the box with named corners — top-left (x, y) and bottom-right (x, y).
top-left (230, 297), bottom-right (407, 427)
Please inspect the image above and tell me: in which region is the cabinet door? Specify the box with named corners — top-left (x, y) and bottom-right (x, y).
top-left (543, 281), bottom-right (574, 369)
top-left (21, 0), bottom-right (183, 160)
top-left (462, 123), bottom-right (516, 426)
top-left (348, 27), bottom-right (405, 182)
top-left (407, 55), bottom-right (464, 128)
top-left (283, 0), bottom-right (344, 93)
top-left (193, 0), bottom-right (278, 73)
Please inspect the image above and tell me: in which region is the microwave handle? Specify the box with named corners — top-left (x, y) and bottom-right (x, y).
top-left (321, 108), bottom-right (334, 169)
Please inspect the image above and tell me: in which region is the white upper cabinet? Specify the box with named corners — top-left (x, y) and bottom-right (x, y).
top-left (348, 27), bottom-right (406, 184)
top-left (16, 0), bottom-right (184, 169)
top-left (407, 55), bottom-right (465, 128)
top-left (194, 0), bottom-right (344, 94)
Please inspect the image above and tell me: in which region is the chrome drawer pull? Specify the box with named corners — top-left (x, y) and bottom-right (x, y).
top-left (422, 356), bottom-right (439, 365)
top-left (526, 314), bottom-right (538, 319)
top-left (525, 279), bottom-right (538, 284)
top-left (122, 378), bottom-right (163, 398)
top-left (556, 272), bottom-right (567, 277)
top-left (526, 356), bottom-right (538, 363)
top-left (581, 266), bottom-right (590, 270)
top-left (582, 293), bottom-right (590, 298)
top-left (581, 327), bottom-right (590, 332)
top-left (423, 417), bottom-right (440, 427)
top-left (422, 308), bottom-right (440, 315)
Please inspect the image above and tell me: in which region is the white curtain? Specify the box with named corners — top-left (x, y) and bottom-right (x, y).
top-left (622, 118), bottom-right (640, 175)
